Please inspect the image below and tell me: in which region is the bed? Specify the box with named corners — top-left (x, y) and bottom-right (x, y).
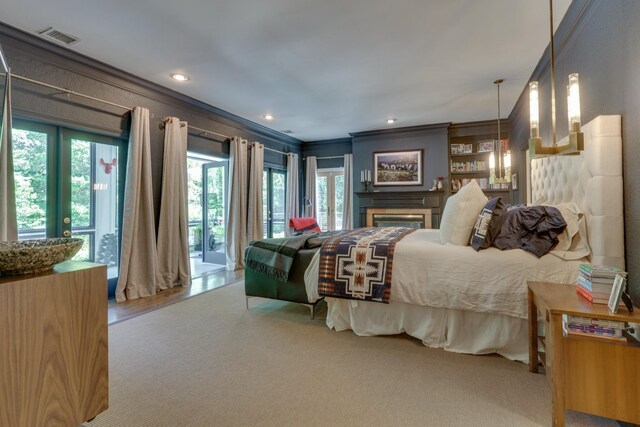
top-left (301, 115), bottom-right (625, 362)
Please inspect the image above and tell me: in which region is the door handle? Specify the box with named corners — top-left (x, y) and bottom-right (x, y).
top-left (63, 230), bottom-right (72, 237)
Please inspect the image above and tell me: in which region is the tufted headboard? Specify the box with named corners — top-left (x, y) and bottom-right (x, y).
top-left (530, 115), bottom-right (625, 269)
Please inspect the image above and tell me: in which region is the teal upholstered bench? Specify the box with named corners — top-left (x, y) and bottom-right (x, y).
top-left (244, 247), bottom-right (323, 319)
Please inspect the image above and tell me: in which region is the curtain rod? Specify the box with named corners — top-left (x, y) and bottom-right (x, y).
top-left (0, 44), bottom-right (9, 74)
top-left (249, 142), bottom-right (289, 156)
top-left (160, 118), bottom-right (229, 141)
top-left (303, 155), bottom-right (345, 160)
top-left (8, 72), bottom-right (134, 111)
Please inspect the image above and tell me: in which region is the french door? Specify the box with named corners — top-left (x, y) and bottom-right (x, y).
top-left (12, 120), bottom-right (125, 289)
top-left (317, 169), bottom-right (344, 231)
top-left (203, 161), bottom-right (228, 264)
top-left (262, 167), bottom-right (286, 238)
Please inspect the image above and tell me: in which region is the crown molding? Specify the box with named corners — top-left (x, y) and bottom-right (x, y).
top-left (350, 122), bottom-right (450, 141)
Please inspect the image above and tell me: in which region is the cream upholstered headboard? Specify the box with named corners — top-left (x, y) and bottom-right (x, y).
top-left (530, 115), bottom-right (624, 269)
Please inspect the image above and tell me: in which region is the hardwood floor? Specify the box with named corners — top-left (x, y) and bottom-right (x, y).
top-left (108, 269), bottom-right (244, 325)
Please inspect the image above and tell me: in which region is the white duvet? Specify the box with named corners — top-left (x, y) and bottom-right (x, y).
top-left (305, 229), bottom-right (582, 319)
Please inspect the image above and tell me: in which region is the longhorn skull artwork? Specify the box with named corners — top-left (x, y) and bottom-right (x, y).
top-left (100, 158), bottom-right (117, 174)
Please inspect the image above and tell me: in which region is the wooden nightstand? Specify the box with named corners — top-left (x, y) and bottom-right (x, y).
top-left (528, 281), bottom-right (640, 427)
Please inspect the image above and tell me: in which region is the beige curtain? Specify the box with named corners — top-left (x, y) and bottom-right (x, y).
top-left (284, 153), bottom-right (299, 237)
top-left (342, 153), bottom-right (353, 230)
top-left (226, 136), bottom-right (248, 270)
top-left (116, 107), bottom-right (160, 302)
top-left (247, 142), bottom-right (264, 242)
top-left (0, 72), bottom-right (17, 241)
top-left (305, 156), bottom-right (317, 219)
top-left (157, 117), bottom-right (191, 290)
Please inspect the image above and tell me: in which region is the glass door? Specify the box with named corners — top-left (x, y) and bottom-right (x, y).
top-left (262, 167), bottom-right (286, 238)
top-left (12, 120), bottom-right (125, 295)
top-left (317, 169), bottom-right (344, 231)
top-left (63, 129), bottom-right (124, 280)
top-left (203, 161), bottom-right (228, 265)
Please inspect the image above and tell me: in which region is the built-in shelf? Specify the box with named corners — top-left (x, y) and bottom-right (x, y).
top-left (448, 120), bottom-right (511, 204)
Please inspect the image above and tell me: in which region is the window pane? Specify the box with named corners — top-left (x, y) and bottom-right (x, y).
top-left (272, 171), bottom-right (286, 238)
top-left (12, 128), bottom-right (48, 239)
top-left (335, 174), bottom-right (344, 230)
top-left (71, 139), bottom-right (92, 228)
top-left (207, 165), bottom-right (226, 247)
top-left (71, 139), bottom-right (120, 280)
top-left (187, 158), bottom-right (204, 254)
top-left (317, 176), bottom-right (328, 231)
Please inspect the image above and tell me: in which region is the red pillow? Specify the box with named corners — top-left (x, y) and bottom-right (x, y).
top-left (289, 217), bottom-right (321, 232)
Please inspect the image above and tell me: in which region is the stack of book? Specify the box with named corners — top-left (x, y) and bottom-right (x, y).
top-left (576, 263), bottom-right (627, 304)
top-left (562, 314), bottom-right (627, 342)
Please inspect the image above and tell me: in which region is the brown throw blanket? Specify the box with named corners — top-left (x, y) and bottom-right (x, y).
top-left (317, 227), bottom-right (416, 303)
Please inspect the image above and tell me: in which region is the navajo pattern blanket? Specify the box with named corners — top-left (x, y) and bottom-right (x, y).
top-left (317, 227), bottom-right (416, 303)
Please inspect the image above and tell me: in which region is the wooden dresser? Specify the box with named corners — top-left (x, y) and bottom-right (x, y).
top-left (0, 261), bottom-right (109, 427)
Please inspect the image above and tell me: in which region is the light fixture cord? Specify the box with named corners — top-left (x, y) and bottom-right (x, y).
top-left (549, 0), bottom-right (557, 146)
top-left (494, 79), bottom-right (503, 180)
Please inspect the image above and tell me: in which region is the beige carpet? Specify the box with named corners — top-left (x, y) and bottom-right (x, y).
top-left (88, 282), bottom-right (618, 427)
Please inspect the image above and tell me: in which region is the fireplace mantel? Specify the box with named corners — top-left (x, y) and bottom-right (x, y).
top-left (355, 190), bottom-right (444, 228)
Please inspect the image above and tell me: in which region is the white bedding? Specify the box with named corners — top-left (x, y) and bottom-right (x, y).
top-left (305, 229), bottom-right (582, 319)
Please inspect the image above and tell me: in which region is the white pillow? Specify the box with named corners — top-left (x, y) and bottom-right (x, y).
top-left (440, 180), bottom-right (488, 245)
top-left (549, 201), bottom-right (591, 260)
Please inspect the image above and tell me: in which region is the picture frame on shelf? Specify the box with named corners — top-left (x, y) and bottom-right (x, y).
top-left (477, 140), bottom-right (495, 153)
top-left (373, 149), bottom-right (423, 186)
top-left (450, 143), bottom-right (464, 155)
top-left (462, 144), bottom-right (473, 154)
top-left (608, 273), bottom-right (627, 314)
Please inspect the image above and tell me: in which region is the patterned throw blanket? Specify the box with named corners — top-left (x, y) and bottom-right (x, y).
top-left (317, 227), bottom-right (416, 303)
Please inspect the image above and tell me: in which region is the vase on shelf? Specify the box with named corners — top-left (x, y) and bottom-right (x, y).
top-left (437, 176), bottom-right (444, 190)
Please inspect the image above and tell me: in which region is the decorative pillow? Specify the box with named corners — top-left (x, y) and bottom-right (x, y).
top-left (549, 201), bottom-right (591, 260)
top-left (439, 180), bottom-right (488, 246)
top-left (470, 197), bottom-right (505, 251)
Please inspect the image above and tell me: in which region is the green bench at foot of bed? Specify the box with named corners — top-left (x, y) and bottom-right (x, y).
top-left (244, 247), bottom-right (322, 319)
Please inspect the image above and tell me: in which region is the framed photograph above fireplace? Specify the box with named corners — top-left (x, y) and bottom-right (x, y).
top-left (373, 149), bottom-right (423, 186)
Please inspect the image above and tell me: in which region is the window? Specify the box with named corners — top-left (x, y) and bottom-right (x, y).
top-left (263, 166), bottom-right (286, 238)
top-left (317, 169), bottom-right (344, 231)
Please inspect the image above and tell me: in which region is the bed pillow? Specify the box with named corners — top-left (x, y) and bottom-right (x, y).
top-left (549, 201), bottom-right (591, 260)
top-left (439, 180), bottom-right (488, 246)
top-left (470, 197), bottom-right (505, 251)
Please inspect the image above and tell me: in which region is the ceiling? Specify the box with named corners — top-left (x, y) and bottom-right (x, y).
top-left (0, 0), bottom-right (572, 141)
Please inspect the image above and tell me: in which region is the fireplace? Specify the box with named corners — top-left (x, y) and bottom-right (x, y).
top-left (366, 208), bottom-right (432, 229)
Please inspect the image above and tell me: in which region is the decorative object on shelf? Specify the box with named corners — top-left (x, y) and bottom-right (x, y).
top-left (360, 169), bottom-right (372, 191)
top-left (373, 149), bottom-right (423, 186)
top-left (429, 179), bottom-right (438, 191)
top-left (477, 140), bottom-right (495, 153)
top-left (489, 79), bottom-right (511, 186)
top-left (529, 0), bottom-right (584, 157)
top-left (608, 273), bottom-right (627, 314)
top-left (0, 237), bottom-right (83, 276)
top-left (436, 176), bottom-right (444, 190)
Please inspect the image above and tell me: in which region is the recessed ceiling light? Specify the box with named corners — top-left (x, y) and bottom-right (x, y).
top-left (263, 114), bottom-right (275, 121)
top-left (171, 73), bottom-right (190, 81)
top-left (386, 118), bottom-right (397, 124)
